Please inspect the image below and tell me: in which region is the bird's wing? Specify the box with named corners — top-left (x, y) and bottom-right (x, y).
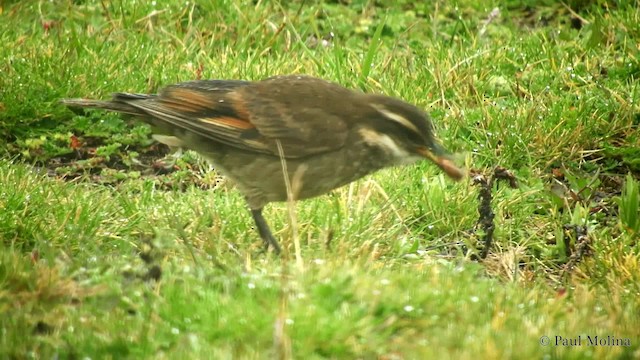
top-left (117, 80), bottom-right (262, 151)
top-left (122, 76), bottom-right (355, 158)
top-left (233, 75), bottom-right (356, 156)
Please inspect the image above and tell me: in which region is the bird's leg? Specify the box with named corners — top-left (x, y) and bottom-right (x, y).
top-left (250, 208), bottom-right (281, 254)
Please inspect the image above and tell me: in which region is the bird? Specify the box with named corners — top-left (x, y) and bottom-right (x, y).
top-left (61, 75), bottom-right (464, 254)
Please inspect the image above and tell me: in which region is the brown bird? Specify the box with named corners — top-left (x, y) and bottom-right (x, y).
top-left (62, 75), bottom-right (464, 253)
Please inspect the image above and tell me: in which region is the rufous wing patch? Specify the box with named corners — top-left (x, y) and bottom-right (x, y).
top-left (160, 100), bottom-right (205, 113)
top-left (161, 88), bottom-right (218, 112)
top-left (199, 116), bottom-right (255, 130)
top-left (226, 92), bottom-right (252, 121)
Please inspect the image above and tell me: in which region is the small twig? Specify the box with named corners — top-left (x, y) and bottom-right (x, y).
top-left (561, 225), bottom-right (591, 276)
top-left (560, 1), bottom-right (590, 25)
top-left (472, 172), bottom-right (495, 259)
top-left (478, 7), bottom-right (501, 37)
top-left (275, 140), bottom-right (303, 271)
top-left (324, 229), bottom-right (334, 251)
top-left (100, 0), bottom-right (113, 25)
top-left (445, 49), bottom-right (493, 78)
top-left (266, 0), bottom-right (306, 50)
top-left (274, 139), bottom-right (297, 360)
top-left (471, 166), bottom-right (518, 259)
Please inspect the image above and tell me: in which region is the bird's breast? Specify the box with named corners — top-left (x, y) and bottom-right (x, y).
top-left (201, 140), bottom-right (396, 207)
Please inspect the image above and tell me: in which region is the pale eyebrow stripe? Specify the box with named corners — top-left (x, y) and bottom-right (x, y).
top-left (371, 104), bottom-right (420, 134)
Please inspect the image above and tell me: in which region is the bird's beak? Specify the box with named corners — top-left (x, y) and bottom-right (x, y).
top-left (416, 143), bottom-right (465, 181)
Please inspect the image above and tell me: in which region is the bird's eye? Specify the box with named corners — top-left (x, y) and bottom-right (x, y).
top-left (404, 128), bottom-right (423, 145)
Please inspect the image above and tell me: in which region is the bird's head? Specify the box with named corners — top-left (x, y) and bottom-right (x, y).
top-left (359, 95), bottom-right (464, 180)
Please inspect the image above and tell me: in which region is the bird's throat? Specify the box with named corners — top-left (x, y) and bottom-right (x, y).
top-left (358, 128), bottom-right (420, 165)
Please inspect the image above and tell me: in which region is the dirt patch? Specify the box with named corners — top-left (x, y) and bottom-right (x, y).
top-left (24, 134), bottom-right (222, 191)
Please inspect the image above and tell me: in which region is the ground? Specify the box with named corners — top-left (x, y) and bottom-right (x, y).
top-left (1, 1), bottom-right (639, 359)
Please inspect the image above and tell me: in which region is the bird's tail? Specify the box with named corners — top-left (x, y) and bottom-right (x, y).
top-left (60, 93), bottom-right (153, 116)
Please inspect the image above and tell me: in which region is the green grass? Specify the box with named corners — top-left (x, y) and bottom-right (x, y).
top-left (1, 0), bottom-right (640, 358)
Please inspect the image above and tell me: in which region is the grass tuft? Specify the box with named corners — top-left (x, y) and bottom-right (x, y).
top-left (1, 1), bottom-right (639, 358)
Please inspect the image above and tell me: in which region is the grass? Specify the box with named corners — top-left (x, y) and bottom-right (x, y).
top-left (1, 0), bottom-right (639, 358)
